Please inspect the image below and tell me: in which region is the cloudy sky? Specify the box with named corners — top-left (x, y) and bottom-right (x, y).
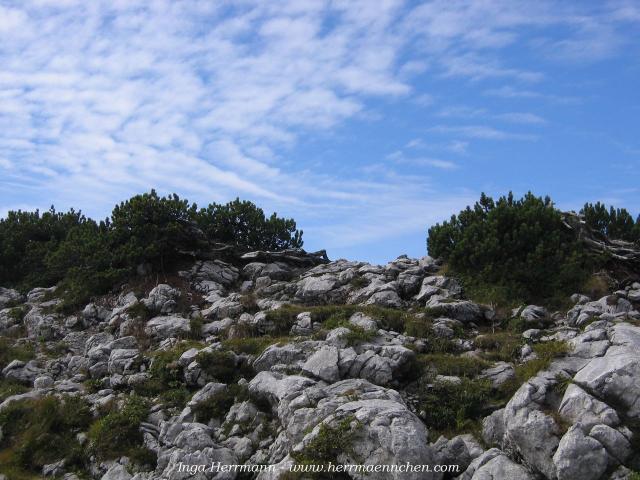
top-left (1, 0), bottom-right (639, 263)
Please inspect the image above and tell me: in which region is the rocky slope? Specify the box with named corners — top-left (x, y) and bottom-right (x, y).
top-left (1, 248), bottom-right (640, 480)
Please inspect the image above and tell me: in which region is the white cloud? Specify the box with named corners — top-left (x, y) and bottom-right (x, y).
top-left (495, 112), bottom-right (546, 125)
top-left (387, 150), bottom-right (458, 170)
top-left (0, 0), bottom-right (635, 258)
top-left (429, 125), bottom-right (537, 141)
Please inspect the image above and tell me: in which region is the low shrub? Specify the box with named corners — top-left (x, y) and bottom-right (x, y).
top-left (134, 343), bottom-right (200, 408)
top-left (239, 294), bottom-right (259, 313)
top-left (196, 350), bottom-right (253, 383)
top-left (127, 302), bottom-right (152, 321)
top-left (476, 332), bottom-right (522, 362)
top-left (88, 395), bottom-right (150, 461)
top-left (188, 314), bottom-right (204, 340)
top-left (222, 336), bottom-right (290, 356)
top-left (0, 338), bottom-right (35, 371)
top-left (0, 379), bottom-right (29, 402)
top-left (191, 384), bottom-right (249, 423)
top-left (292, 416), bottom-right (362, 466)
top-left (405, 318), bottom-right (457, 354)
top-left (0, 395), bottom-right (91, 473)
top-left (7, 306), bottom-right (28, 323)
top-left (417, 354), bottom-right (491, 378)
top-left (498, 341), bottom-right (570, 399)
top-left (416, 377), bottom-right (492, 433)
top-left (349, 276), bottom-right (370, 289)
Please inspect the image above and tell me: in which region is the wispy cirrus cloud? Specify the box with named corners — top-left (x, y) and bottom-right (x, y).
top-left (387, 150), bottom-right (458, 170)
top-left (429, 125), bottom-right (538, 141)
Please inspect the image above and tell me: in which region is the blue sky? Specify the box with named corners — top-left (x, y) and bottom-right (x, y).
top-left (0, 1), bottom-right (639, 264)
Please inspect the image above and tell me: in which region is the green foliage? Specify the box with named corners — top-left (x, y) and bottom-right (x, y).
top-left (342, 326), bottom-right (376, 345)
top-left (0, 395), bottom-right (91, 473)
top-left (46, 220), bottom-right (126, 313)
top-left (88, 395), bottom-right (150, 460)
top-left (292, 416), bottom-right (361, 466)
top-left (7, 306), bottom-right (28, 323)
top-left (196, 350), bottom-right (253, 383)
top-left (0, 191), bottom-right (303, 311)
top-left (417, 354), bottom-right (491, 378)
top-left (127, 301), bottom-right (153, 321)
top-left (476, 332), bottom-right (522, 362)
top-left (581, 201), bottom-right (640, 242)
top-left (498, 341), bottom-right (570, 399)
top-left (83, 378), bottom-right (104, 394)
top-left (349, 276), bottom-right (370, 289)
top-left (416, 378), bottom-right (491, 433)
top-left (0, 207), bottom-right (89, 289)
top-left (134, 343), bottom-right (199, 408)
top-left (222, 336), bottom-right (290, 356)
top-left (188, 314), bottom-right (204, 340)
top-left (404, 318), bottom-right (458, 354)
top-left (265, 304), bottom-right (410, 336)
top-left (196, 198), bottom-right (303, 251)
top-left (321, 315), bottom-right (376, 345)
top-left (191, 384), bottom-right (249, 423)
top-left (427, 192), bottom-right (596, 305)
top-left (110, 190), bottom-right (199, 269)
top-left (0, 338), bottom-right (35, 371)
top-left (0, 378), bottom-right (29, 402)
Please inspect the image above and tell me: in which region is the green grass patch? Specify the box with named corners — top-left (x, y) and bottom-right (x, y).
top-left (188, 314), bottom-right (204, 340)
top-left (476, 332), bottom-right (522, 362)
top-left (126, 301), bottom-right (152, 321)
top-left (0, 395), bottom-right (91, 474)
top-left (222, 336), bottom-right (291, 356)
top-left (7, 306), bottom-right (28, 323)
top-left (41, 340), bottom-right (68, 358)
top-left (0, 378), bottom-right (29, 402)
top-left (196, 350), bottom-right (254, 383)
top-left (191, 383), bottom-right (249, 423)
top-left (349, 276), bottom-right (370, 289)
top-left (405, 318), bottom-right (458, 354)
top-left (0, 338), bottom-right (35, 371)
top-left (416, 377), bottom-right (492, 434)
top-left (265, 304), bottom-right (410, 335)
top-left (134, 341), bottom-right (203, 408)
top-left (515, 341), bottom-right (569, 381)
top-left (417, 354), bottom-right (491, 378)
top-left (292, 415), bottom-right (362, 466)
top-left (498, 341), bottom-right (570, 399)
top-left (88, 395), bottom-right (153, 464)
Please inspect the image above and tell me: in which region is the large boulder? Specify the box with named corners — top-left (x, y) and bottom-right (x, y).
top-left (572, 323), bottom-right (640, 421)
top-left (552, 424), bottom-right (608, 480)
top-left (425, 297), bottom-right (484, 323)
top-left (143, 284), bottom-right (181, 314)
top-left (145, 316), bottom-right (190, 340)
top-left (108, 348), bottom-right (141, 375)
top-left (517, 305), bottom-right (549, 324)
top-left (250, 374), bottom-right (442, 480)
top-left (2, 359), bottom-right (44, 385)
top-left (0, 288), bottom-right (23, 308)
top-left (459, 448), bottom-right (536, 480)
top-left (301, 345), bottom-right (340, 382)
top-left (202, 294), bottom-right (244, 320)
top-left (295, 274), bottom-right (340, 304)
top-left (414, 276), bottom-right (461, 303)
top-left (23, 308), bottom-right (63, 340)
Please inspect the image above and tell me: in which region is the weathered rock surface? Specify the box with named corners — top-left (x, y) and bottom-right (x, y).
top-left (2, 247), bottom-right (640, 480)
